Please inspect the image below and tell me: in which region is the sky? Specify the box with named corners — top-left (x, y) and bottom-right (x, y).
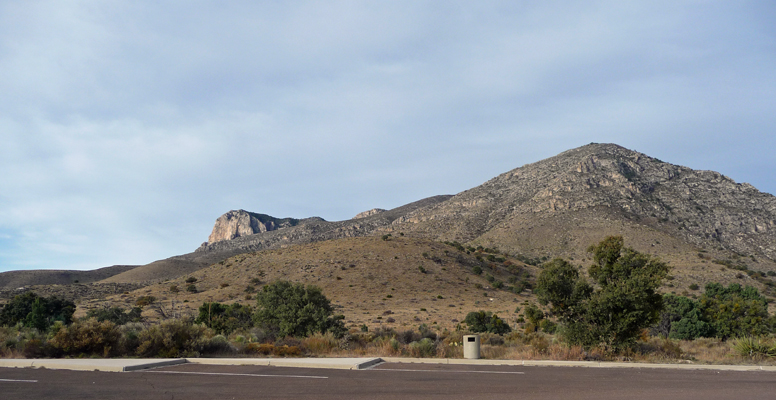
top-left (1, 1), bottom-right (775, 273)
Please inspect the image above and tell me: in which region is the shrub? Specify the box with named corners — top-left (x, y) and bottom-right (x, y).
top-left (169, 285), bottom-right (179, 293)
top-left (472, 266), bottom-right (483, 275)
top-left (463, 311), bottom-right (511, 335)
top-left (136, 318), bottom-right (212, 358)
top-left (50, 318), bottom-right (122, 357)
top-left (186, 277), bottom-right (198, 284)
top-left (253, 280), bottom-right (345, 338)
top-left (0, 292), bottom-right (75, 330)
top-left (732, 337), bottom-right (776, 358)
top-left (186, 284), bottom-right (198, 293)
top-left (195, 302), bottom-right (254, 335)
top-left (689, 283), bottom-right (699, 291)
top-left (135, 296), bottom-right (156, 307)
top-left (86, 306), bottom-right (142, 325)
top-left (408, 338), bottom-right (436, 357)
top-left (700, 283), bottom-right (770, 339)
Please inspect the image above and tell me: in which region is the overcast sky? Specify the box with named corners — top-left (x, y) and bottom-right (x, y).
top-left (1, 1), bottom-right (774, 273)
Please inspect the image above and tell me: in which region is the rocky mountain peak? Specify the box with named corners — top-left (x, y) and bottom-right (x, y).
top-left (393, 143), bottom-right (776, 261)
top-left (353, 208), bottom-right (387, 219)
top-left (207, 210), bottom-right (300, 244)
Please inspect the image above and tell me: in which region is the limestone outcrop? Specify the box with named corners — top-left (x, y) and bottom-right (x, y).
top-left (207, 210), bottom-right (300, 244)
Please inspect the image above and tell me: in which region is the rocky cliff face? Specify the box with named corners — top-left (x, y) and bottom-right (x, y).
top-left (353, 208), bottom-right (387, 219)
top-left (207, 210), bottom-right (301, 244)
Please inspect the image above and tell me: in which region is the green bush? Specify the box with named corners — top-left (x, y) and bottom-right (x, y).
top-left (195, 302), bottom-right (254, 335)
top-left (732, 336), bottom-right (776, 358)
top-left (253, 280), bottom-right (345, 338)
top-left (408, 338), bottom-right (437, 357)
top-left (472, 266), bottom-right (483, 275)
top-left (700, 283), bottom-right (770, 339)
top-left (0, 292), bottom-right (75, 331)
top-left (463, 311), bottom-right (511, 335)
top-left (86, 306), bottom-right (142, 325)
top-left (135, 318), bottom-right (212, 358)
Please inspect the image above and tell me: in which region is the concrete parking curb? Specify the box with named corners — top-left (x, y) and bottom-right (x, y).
top-left (0, 358), bottom-right (186, 372)
top-left (185, 357), bottom-right (384, 370)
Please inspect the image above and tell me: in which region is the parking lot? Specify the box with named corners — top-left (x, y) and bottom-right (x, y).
top-left (2, 361), bottom-right (775, 399)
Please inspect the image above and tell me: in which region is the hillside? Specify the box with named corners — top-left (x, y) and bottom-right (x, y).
top-left (80, 236), bottom-right (540, 330)
top-left (5, 143), bottom-right (776, 320)
top-left (0, 265), bottom-right (139, 288)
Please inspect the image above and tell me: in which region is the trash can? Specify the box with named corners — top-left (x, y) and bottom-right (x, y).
top-left (463, 334), bottom-right (480, 359)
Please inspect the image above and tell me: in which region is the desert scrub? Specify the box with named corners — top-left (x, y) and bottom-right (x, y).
top-left (732, 337), bottom-right (776, 359)
top-left (408, 338), bottom-right (437, 357)
top-left (49, 318), bottom-right (123, 357)
top-left (135, 318), bottom-right (213, 358)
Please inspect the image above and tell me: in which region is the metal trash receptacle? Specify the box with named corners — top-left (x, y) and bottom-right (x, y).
top-left (463, 334), bottom-right (480, 359)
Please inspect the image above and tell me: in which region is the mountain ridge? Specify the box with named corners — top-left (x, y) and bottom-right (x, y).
top-left (3, 143), bottom-right (775, 292)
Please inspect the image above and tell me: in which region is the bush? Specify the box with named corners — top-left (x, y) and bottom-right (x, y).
top-left (50, 318), bottom-right (122, 357)
top-left (0, 292), bottom-right (75, 331)
top-left (253, 280), bottom-right (345, 338)
top-left (135, 296), bottom-right (156, 307)
top-left (472, 266), bottom-right (482, 275)
top-left (86, 306), bottom-right (142, 325)
top-left (408, 338), bottom-right (436, 357)
top-left (186, 284), bottom-right (198, 293)
top-left (195, 302), bottom-right (254, 335)
top-left (186, 277), bottom-right (198, 284)
top-left (136, 318), bottom-right (212, 358)
top-left (463, 311), bottom-right (511, 335)
top-left (732, 337), bottom-right (776, 358)
top-left (700, 283), bottom-right (770, 339)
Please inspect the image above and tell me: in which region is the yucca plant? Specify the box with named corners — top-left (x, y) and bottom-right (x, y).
top-left (731, 337), bottom-right (776, 358)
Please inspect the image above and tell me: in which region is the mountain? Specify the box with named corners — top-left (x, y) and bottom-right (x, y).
top-left (392, 143), bottom-right (776, 263)
top-left (4, 143), bottom-right (776, 303)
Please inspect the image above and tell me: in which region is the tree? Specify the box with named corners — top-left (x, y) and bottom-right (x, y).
top-left (463, 310), bottom-right (511, 334)
top-left (196, 302), bottom-right (254, 335)
top-left (0, 292), bottom-right (75, 330)
top-left (699, 283), bottom-right (770, 339)
top-left (653, 294), bottom-right (712, 340)
top-left (536, 236), bottom-right (669, 351)
top-left (253, 280), bottom-right (345, 338)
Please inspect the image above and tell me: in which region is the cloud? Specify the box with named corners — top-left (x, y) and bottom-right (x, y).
top-left (0, 1), bottom-right (774, 271)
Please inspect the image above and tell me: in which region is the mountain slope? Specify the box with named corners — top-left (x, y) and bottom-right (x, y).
top-left (391, 143), bottom-right (776, 266)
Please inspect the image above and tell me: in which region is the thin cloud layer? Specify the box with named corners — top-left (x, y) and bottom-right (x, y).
top-left (1, 1), bottom-right (774, 271)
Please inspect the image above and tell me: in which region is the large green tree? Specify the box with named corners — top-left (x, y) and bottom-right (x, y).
top-left (536, 236), bottom-right (669, 350)
top-left (253, 280), bottom-right (345, 338)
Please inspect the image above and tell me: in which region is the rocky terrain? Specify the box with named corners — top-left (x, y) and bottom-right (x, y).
top-left (4, 143), bottom-right (776, 325)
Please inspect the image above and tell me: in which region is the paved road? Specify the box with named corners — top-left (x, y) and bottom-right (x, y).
top-left (1, 362), bottom-right (774, 399)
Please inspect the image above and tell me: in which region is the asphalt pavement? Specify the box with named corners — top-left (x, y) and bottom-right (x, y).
top-left (1, 360), bottom-right (775, 400)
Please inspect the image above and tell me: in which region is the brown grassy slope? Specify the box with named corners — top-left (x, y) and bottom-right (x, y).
top-left (84, 236), bottom-right (542, 331)
top-left (80, 230), bottom-right (776, 326)
top-left (0, 265), bottom-right (140, 289)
